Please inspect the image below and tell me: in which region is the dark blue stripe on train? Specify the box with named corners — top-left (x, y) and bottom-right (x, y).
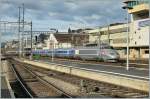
top-left (55, 48), bottom-right (75, 57)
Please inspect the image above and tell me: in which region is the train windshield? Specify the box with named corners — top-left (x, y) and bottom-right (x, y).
top-left (101, 46), bottom-right (114, 49)
top-left (85, 44), bottom-right (97, 47)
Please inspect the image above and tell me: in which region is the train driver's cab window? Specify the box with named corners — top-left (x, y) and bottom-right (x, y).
top-left (101, 46), bottom-right (114, 49)
top-left (85, 44), bottom-right (97, 47)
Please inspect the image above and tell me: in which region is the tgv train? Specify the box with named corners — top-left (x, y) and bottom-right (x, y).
top-left (75, 43), bottom-right (120, 61)
top-left (32, 43), bottom-right (120, 62)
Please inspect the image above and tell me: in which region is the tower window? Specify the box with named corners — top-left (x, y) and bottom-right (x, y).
top-left (145, 50), bottom-right (149, 54)
top-left (139, 36), bottom-right (141, 39)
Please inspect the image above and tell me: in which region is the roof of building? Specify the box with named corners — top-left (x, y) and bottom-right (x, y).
top-left (53, 33), bottom-right (89, 44)
top-left (109, 23), bottom-right (125, 26)
top-left (123, 0), bottom-right (136, 3)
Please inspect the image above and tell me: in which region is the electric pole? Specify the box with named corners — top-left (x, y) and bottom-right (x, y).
top-left (98, 27), bottom-right (101, 59)
top-left (122, 5), bottom-right (133, 70)
top-left (18, 6), bottom-right (21, 58)
top-left (30, 21), bottom-right (33, 60)
top-left (22, 3), bottom-right (25, 57)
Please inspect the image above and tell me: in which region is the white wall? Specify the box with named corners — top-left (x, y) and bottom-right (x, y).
top-left (130, 18), bottom-right (149, 47)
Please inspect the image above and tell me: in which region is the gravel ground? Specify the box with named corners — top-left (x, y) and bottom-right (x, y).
top-left (27, 64), bottom-right (149, 98)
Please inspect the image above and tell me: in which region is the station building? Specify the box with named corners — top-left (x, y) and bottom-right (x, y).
top-left (85, 0), bottom-right (149, 60)
top-left (33, 32), bottom-right (89, 49)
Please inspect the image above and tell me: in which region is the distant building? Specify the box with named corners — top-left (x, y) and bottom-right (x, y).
top-left (124, 0), bottom-right (149, 59)
top-left (35, 32), bottom-right (89, 49)
top-left (24, 37), bottom-right (32, 49)
top-left (4, 40), bottom-right (19, 49)
top-left (85, 0), bottom-right (149, 60)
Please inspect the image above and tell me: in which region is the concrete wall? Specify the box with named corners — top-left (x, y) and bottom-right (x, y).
top-left (130, 19), bottom-right (149, 47)
top-left (128, 3), bottom-right (149, 14)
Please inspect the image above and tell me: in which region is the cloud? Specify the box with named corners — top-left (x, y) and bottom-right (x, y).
top-left (0, 0), bottom-right (126, 41)
top-left (0, 0), bottom-right (125, 24)
top-left (47, 0), bottom-right (125, 25)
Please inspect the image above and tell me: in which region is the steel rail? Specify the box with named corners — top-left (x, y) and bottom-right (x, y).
top-left (12, 61), bottom-right (73, 98)
top-left (10, 64), bottom-right (34, 98)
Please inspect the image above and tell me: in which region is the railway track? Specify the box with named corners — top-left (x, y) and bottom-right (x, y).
top-left (32, 69), bottom-right (149, 98)
top-left (9, 60), bottom-right (73, 98)
top-left (10, 64), bottom-right (34, 98)
top-left (10, 59), bottom-right (149, 98)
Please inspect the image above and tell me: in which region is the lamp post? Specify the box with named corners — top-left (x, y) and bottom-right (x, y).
top-left (98, 27), bottom-right (101, 59)
top-left (122, 6), bottom-right (132, 70)
top-left (30, 21), bottom-right (33, 60)
top-left (52, 40), bottom-right (54, 62)
top-left (50, 28), bottom-right (56, 62)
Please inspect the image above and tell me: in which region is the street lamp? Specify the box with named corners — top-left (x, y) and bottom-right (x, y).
top-left (51, 40), bottom-right (54, 62)
top-left (30, 21), bottom-right (33, 60)
top-left (122, 6), bottom-right (133, 70)
top-left (98, 27), bottom-right (102, 60)
top-left (50, 28), bottom-right (56, 62)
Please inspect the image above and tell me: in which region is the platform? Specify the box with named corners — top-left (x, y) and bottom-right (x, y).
top-left (40, 59), bottom-right (149, 80)
top-left (14, 58), bottom-right (149, 92)
top-left (1, 76), bottom-right (14, 98)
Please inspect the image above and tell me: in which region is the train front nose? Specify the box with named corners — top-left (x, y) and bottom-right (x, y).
top-left (109, 52), bottom-right (120, 60)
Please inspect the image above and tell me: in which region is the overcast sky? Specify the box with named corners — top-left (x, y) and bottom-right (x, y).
top-left (0, 0), bottom-right (126, 41)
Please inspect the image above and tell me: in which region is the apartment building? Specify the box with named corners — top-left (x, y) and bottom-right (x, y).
top-left (125, 0), bottom-right (149, 59)
top-left (86, 0), bottom-right (149, 60)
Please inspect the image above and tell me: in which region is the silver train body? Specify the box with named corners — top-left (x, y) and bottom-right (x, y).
top-left (74, 43), bottom-right (120, 62)
top-left (8, 43), bottom-right (119, 62)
